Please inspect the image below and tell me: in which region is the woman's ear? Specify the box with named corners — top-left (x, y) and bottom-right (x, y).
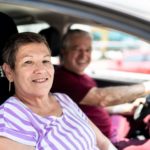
top-left (60, 49), bottom-right (64, 57)
top-left (2, 63), bottom-right (13, 82)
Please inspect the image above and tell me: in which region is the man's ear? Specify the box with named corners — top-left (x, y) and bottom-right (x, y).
top-left (2, 63), bottom-right (13, 82)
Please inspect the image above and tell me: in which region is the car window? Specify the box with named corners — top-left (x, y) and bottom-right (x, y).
top-left (124, 55), bottom-right (144, 62)
top-left (17, 22), bottom-right (49, 33)
top-left (71, 24), bottom-right (150, 75)
top-left (146, 55), bottom-right (150, 61)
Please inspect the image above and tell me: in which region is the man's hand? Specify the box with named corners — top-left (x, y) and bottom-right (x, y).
top-left (106, 97), bottom-right (146, 115)
top-left (143, 81), bottom-right (150, 94)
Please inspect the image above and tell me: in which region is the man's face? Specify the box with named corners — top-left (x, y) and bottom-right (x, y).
top-left (63, 35), bottom-right (92, 75)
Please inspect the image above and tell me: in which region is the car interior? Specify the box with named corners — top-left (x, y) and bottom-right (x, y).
top-left (0, 0), bottom-right (150, 141)
top-left (0, 12), bottom-right (18, 104)
top-left (0, 0), bottom-right (149, 98)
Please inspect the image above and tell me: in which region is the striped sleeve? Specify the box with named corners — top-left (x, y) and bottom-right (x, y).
top-left (0, 100), bottom-right (37, 146)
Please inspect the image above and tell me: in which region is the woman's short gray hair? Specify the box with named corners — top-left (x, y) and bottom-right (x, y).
top-left (2, 32), bottom-right (50, 69)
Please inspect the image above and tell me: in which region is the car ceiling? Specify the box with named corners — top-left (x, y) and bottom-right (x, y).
top-left (80, 0), bottom-right (150, 22)
top-left (0, 0), bottom-right (149, 41)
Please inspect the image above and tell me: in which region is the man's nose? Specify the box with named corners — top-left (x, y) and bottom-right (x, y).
top-left (80, 49), bottom-right (88, 56)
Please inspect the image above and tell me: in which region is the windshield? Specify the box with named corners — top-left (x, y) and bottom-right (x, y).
top-left (80, 0), bottom-right (150, 21)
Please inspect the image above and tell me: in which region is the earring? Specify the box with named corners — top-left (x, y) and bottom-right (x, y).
top-left (9, 81), bottom-right (11, 92)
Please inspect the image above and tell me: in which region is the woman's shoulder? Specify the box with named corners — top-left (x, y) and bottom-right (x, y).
top-left (0, 96), bottom-right (30, 121)
top-left (0, 96), bottom-right (17, 110)
top-left (1, 96), bottom-right (23, 109)
top-left (53, 93), bottom-right (81, 110)
top-left (53, 93), bottom-right (89, 121)
top-left (53, 92), bottom-right (74, 103)
top-left (0, 97), bottom-right (37, 146)
top-left (52, 92), bottom-right (79, 110)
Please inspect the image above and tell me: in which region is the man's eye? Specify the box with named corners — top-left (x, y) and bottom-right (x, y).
top-left (87, 48), bottom-right (92, 52)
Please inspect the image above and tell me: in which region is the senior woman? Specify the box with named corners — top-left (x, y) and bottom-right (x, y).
top-left (0, 32), bottom-right (117, 150)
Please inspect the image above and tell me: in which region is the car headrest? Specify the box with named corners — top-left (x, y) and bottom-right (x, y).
top-left (39, 26), bottom-right (61, 56)
top-left (0, 12), bottom-right (18, 65)
top-left (0, 12), bottom-right (18, 104)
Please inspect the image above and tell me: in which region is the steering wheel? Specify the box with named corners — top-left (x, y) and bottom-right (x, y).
top-left (134, 95), bottom-right (150, 121)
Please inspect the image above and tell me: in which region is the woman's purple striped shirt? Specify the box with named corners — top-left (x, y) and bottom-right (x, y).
top-left (0, 93), bottom-right (99, 150)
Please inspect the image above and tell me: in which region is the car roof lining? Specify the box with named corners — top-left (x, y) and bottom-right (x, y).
top-left (0, 1), bottom-right (149, 41)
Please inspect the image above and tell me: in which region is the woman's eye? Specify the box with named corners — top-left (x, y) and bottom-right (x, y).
top-left (43, 60), bottom-right (50, 63)
top-left (24, 60), bottom-right (32, 64)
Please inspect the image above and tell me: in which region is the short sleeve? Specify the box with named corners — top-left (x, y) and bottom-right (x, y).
top-left (0, 101), bottom-right (37, 146)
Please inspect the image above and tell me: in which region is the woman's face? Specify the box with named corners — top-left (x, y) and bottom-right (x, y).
top-left (9, 42), bottom-right (54, 98)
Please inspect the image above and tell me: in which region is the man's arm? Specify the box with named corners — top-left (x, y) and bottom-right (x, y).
top-left (0, 137), bottom-right (34, 150)
top-left (105, 97), bottom-right (146, 115)
top-left (80, 81), bottom-right (150, 107)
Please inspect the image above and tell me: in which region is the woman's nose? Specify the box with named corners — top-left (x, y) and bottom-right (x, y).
top-left (33, 63), bottom-right (45, 73)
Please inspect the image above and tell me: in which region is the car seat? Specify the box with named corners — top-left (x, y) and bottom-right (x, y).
top-left (39, 26), bottom-right (61, 56)
top-left (0, 12), bottom-right (18, 104)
